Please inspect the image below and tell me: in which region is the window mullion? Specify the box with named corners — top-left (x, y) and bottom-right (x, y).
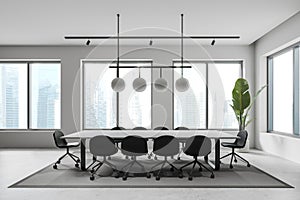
top-left (293, 47), bottom-right (299, 135)
top-left (267, 57), bottom-right (273, 132)
top-left (27, 62), bottom-right (30, 129)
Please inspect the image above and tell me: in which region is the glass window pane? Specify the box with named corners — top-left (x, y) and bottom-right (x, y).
top-left (0, 63), bottom-right (28, 129)
top-left (174, 62), bottom-right (206, 129)
top-left (119, 62), bottom-right (152, 129)
top-left (273, 50), bottom-right (293, 133)
top-left (208, 63), bottom-right (240, 129)
top-left (84, 62), bottom-right (116, 129)
top-left (30, 63), bottom-right (61, 129)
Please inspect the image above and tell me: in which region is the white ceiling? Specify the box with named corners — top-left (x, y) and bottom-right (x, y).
top-left (0, 0), bottom-right (299, 46)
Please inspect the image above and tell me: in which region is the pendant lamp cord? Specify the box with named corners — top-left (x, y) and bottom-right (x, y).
top-left (117, 14), bottom-right (120, 78)
top-left (181, 14), bottom-right (184, 77)
top-left (160, 68), bottom-right (162, 78)
top-left (138, 67), bottom-right (141, 78)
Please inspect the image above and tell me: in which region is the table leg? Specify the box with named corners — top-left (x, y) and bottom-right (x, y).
top-left (80, 138), bottom-right (86, 170)
top-left (214, 138), bottom-right (220, 170)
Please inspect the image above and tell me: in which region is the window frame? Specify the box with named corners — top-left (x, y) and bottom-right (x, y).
top-left (172, 60), bottom-right (243, 130)
top-left (0, 60), bottom-right (61, 131)
top-left (267, 44), bottom-right (300, 136)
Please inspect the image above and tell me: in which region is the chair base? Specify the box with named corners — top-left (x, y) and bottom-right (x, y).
top-left (180, 157), bottom-right (214, 180)
top-left (53, 148), bottom-right (80, 169)
top-left (119, 157), bottom-right (149, 180)
top-left (150, 157), bottom-right (183, 180)
top-left (220, 148), bottom-right (251, 168)
top-left (89, 157), bottom-right (117, 181)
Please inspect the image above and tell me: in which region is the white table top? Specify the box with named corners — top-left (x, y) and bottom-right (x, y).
top-left (63, 130), bottom-right (238, 140)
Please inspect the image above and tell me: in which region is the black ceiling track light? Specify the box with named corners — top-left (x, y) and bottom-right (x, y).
top-left (211, 39), bottom-right (216, 46)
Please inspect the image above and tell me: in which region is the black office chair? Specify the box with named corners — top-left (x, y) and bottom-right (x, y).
top-left (52, 130), bottom-right (80, 169)
top-left (111, 126), bottom-right (125, 155)
top-left (89, 136), bottom-right (118, 181)
top-left (220, 130), bottom-right (251, 168)
top-left (154, 126), bottom-right (169, 130)
top-left (111, 126), bottom-right (125, 130)
top-left (153, 127), bottom-right (169, 159)
top-left (133, 127), bottom-right (147, 130)
top-left (120, 135), bottom-right (150, 180)
top-left (180, 135), bottom-right (214, 180)
top-left (150, 135), bottom-right (182, 180)
top-left (174, 127), bottom-right (189, 160)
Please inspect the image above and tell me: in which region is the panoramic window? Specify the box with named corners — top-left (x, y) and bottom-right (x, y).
top-left (208, 63), bottom-right (241, 129)
top-left (268, 46), bottom-right (299, 135)
top-left (174, 61), bottom-right (242, 130)
top-left (0, 63), bottom-right (28, 129)
top-left (0, 61), bottom-right (61, 129)
top-left (30, 63), bottom-right (61, 129)
top-left (173, 62), bottom-right (206, 129)
top-left (83, 60), bottom-right (151, 129)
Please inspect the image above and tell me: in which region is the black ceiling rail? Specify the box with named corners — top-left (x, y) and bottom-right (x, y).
top-left (109, 66), bottom-right (192, 68)
top-left (65, 35), bottom-right (240, 39)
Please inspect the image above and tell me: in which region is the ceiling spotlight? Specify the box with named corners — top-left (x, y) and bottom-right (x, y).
top-left (86, 40), bottom-right (91, 46)
top-left (149, 40), bottom-right (153, 46)
top-left (211, 39), bottom-right (215, 46)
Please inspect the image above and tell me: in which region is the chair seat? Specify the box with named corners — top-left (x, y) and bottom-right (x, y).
top-left (221, 142), bottom-right (241, 148)
top-left (66, 142), bottom-right (80, 147)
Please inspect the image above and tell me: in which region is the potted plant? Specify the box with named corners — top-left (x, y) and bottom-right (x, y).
top-left (231, 78), bottom-right (266, 151)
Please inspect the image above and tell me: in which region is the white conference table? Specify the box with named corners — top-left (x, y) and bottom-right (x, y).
top-left (63, 130), bottom-right (238, 171)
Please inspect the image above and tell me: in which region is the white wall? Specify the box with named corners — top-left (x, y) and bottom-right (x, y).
top-left (254, 12), bottom-right (300, 163)
top-left (0, 44), bottom-right (254, 147)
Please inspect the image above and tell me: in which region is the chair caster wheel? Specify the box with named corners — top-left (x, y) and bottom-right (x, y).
top-left (147, 155), bottom-right (151, 159)
top-left (247, 163), bottom-right (251, 167)
top-left (234, 159), bottom-right (237, 163)
top-left (188, 176), bottom-right (193, 181)
top-left (115, 173), bottom-right (120, 178)
top-left (91, 169), bottom-right (94, 173)
top-left (77, 159), bottom-right (80, 163)
top-left (178, 173), bottom-right (183, 179)
top-left (122, 176), bottom-right (127, 181)
top-left (75, 163), bottom-right (79, 168)
top-left (90, 176), bottom-right (95, 181)
top-left (230, 165), bottom-right (233, 169)
top-left (125, 156), bottom-right (129, 159)
top-left (154, 156), bottom-right (157, 160)
top-left (177, 157), bottom-right (181, 160)
top-left (146, 173), bottom-right (151, 178)
top-left (170, 167), bottom-right (174, 172)
top-left (57, 160), bottom-right (60, 164)
top-left (53, 164), bottom-right (57, 169)
top-left (179, 168), bottom-right (183, 172)
top-left (210, 174), bottom-right (215, 179)
top-left (156, 176), bottom-right (160, 181)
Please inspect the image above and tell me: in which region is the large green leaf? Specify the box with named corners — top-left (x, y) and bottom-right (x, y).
top-left (232, 78), bottom-right (250, 115)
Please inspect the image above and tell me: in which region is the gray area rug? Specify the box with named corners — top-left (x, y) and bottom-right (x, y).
top-left (9, 156), bottom-right (293, 188)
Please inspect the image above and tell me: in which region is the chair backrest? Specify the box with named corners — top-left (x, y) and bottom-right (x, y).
top-left (89, 136), bottom-right (117, 157)
top-left (154, 126), bottom-right (169, 130)
top-left (174, 127), bottom-right (189, 130)
top-left (184, 135), bottom-right (211, 157)
top-left (121, 135), bottom-right (148, 156)
top-left (53, 130), bottom-right (67, 148)
top-left (153, 135), bottom-right (179, 156)
top-left (234, 130), bottom-right (248, 147)
top-left (132, 127), bottom-right (147, 130)
top-left (111, 126), bottom-right (125, 130)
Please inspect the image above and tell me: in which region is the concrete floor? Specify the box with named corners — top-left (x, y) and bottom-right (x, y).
top-left (0, 149), bottom-right (299, 200)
